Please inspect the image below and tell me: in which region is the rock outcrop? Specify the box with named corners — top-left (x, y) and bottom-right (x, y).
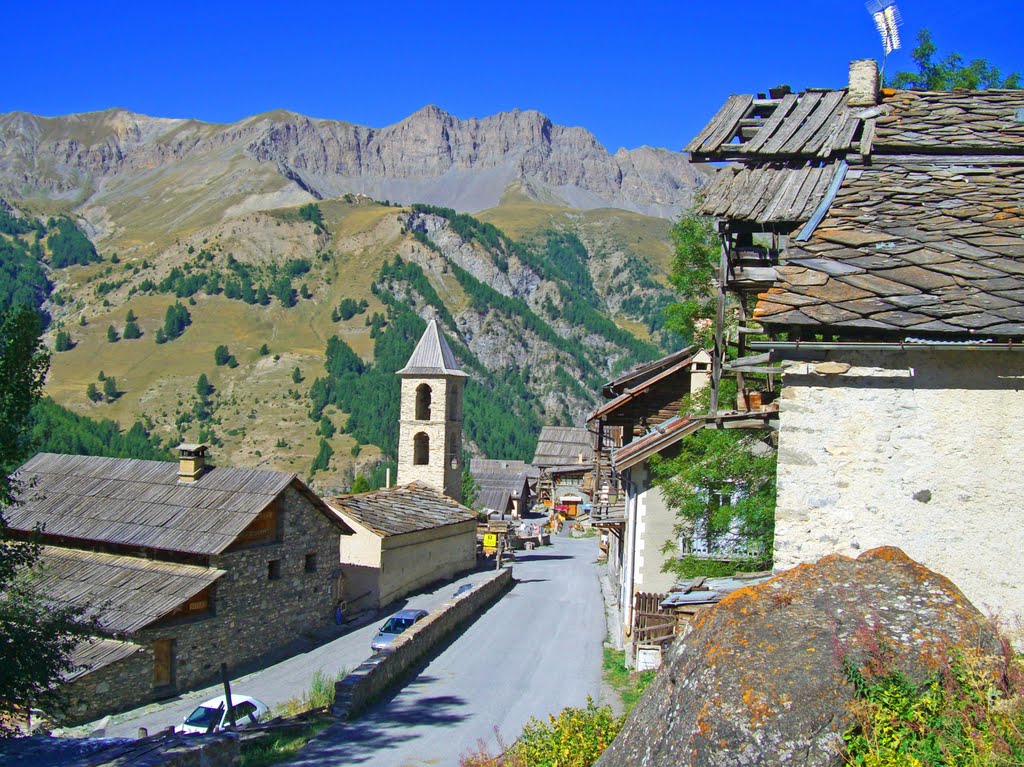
top-left (597, 547), bottom-right (1005, 767)
top-left (0, 106), bottom-right (705, 219)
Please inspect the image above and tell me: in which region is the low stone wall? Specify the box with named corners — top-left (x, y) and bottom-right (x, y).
top-left (333, 568), bottom-right (512, 719)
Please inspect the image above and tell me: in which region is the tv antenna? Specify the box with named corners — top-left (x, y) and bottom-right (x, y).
top-left (866, 1), bottom-right (902, 80)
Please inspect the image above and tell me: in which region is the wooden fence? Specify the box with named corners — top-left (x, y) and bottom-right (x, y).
top-left (632, 592), bottom-right (676, 646)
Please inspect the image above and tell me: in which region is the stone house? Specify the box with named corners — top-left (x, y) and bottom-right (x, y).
top-left (8, 446), bottom-right (353, 724)
top-left (687, 61), bottom-right (1024, 645)
top-left (326, 482), bottom-right (478, 610)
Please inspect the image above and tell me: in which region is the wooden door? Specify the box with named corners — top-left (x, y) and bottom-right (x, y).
top-left (153, 638), bottom-right (175, 688)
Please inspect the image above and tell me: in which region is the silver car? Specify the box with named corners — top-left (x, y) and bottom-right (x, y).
top-left (370, 608), bottom-right (428, 652)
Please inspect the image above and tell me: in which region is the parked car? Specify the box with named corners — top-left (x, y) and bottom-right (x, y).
top-left (179, 694), bottom-right (269, 734)
top-left (371, 608), bottom-right (429, 652)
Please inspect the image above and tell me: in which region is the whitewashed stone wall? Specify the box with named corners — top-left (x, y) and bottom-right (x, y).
top-left (774, 349), bottom-right (1024, 645)
top-left (397, 376), bottom-right (462, 500)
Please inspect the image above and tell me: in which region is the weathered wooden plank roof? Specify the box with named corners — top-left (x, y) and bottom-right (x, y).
top-left (531, 426), bottom-right (594, 467)
top-left (66, 638), bottom-right (144, 681)
top-left (470, 459), bottom-right (530, 512)
top-left (686, 89), bottom-right (860, 162)
top-left (9, 453), bottom-right (297, 555)
top-left (699, 164), bottom-right (843, 224)
top-left (35, 546), bottom-right (225, 634)
top-left (754, 162), bottom-right (1024, 336)
top-left (327, 482), bottom-right (477, 538)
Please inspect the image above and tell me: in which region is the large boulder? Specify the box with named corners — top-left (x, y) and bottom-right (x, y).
top-left (597, 547), bottom-right (1004, 767)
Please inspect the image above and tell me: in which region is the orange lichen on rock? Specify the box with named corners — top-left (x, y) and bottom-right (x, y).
top-left (594, 546), bottom-right (1004, 767)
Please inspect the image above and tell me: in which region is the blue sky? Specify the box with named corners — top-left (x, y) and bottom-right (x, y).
top-left (2, 0), bottom-right (1020, 153)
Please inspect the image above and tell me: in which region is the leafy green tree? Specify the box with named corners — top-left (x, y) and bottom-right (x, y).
top-left (85, 383), bottom-right (100, 402)
top-left (298, 203), bottom-right (323, 228)
top-left (54, 331), bottom-right (73, 352)
top-left (122, 319), bottom-right (141, 339)
top-left (196, 373), bottom-right (213, 397)
top-left (890, 29), bottom-right (1021, 90)
top-left (461, 468), bottom-right (480, 509)
top-left (214, 345), bottom-right (231, 366)
top-left (318, 415), bottom-right (336, 438)
top-left (310, 438), bottom-right (333, 474)
top-left (350, 473), bottom-right (370, 493)
top-left (102, 377), bottom-right (119, 402)
top-left (0, 306), bottom-right (94, 730)
top-left (162, 302), bottom-right (191, 341)
top-left (664, 213), bottom-right (719, 346)
top-left (651, 426), bottom-right (775, 576)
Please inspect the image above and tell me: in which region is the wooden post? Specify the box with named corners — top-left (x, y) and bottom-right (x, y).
top-left (710, 233), bottom-right (729, 416)
top-left (221, 662), bottom-right (236, 729)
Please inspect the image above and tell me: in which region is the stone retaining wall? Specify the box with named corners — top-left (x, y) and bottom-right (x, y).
top-left (333, 568), bottom-right (512, 718)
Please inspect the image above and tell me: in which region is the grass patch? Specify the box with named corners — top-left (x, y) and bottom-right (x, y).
top-left (602, 647), bottom-right (655, 713)
top-left (274, 668), bottom-right (345, 717)
top-left (239, 720), bottom-right (332, 767)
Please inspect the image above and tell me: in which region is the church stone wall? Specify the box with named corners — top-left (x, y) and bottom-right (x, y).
top-left (397, 375), bottom-right (462, 501)
top-left (774, 349), bottom-right (1024, 646)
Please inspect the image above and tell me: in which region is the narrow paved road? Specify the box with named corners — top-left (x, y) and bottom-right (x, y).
top-left (288, 533), bottom-right (606, 766)
top-left (82, 569), bottom-right (501, 739)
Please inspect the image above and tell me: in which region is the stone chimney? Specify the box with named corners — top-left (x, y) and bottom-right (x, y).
top-left (848, 59), bottom-right (880, 107)
top-left (177, 443), bottom-right (209, 483)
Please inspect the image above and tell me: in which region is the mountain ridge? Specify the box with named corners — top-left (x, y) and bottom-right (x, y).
top-left (0, 105), bottom-right (705, 223)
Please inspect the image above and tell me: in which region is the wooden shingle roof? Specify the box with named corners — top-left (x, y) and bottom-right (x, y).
top-left (470, 459), bottom-right (530, 512)
top-left (66, 638), bottom-right (143, 681)
top-left (531, 426), bottom-right (594, 468)
top-left (35, 546), bottom-right (225, 634)
top-left (9, 453), bottom-right (319, 555)
top-left (327, 482), bottom-right (477, 538)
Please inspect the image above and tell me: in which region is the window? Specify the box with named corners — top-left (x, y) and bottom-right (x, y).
top-left (447, 383), bottom-right (460, 421)
top-left (415, 384), bottom-right (432, 420)
top-left (305, 553), bottom-right (317, 573)
top-left (268, 559), bottom-right (281, 580)
top-left (153, 638), bottom-right (175, 687)
top-left (413, 432), bottom-right (429, 465)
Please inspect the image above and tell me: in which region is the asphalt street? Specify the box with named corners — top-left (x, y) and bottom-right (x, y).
top-left (287, 533), bottom-right (606, 766)
top-left (80, 568), bottom-right (501, 739)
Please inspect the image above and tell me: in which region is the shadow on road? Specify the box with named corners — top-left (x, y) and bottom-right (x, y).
top-left (511, 554), bottom-right (575, 562)
top-left (289, 692), bottom-right (470, 765)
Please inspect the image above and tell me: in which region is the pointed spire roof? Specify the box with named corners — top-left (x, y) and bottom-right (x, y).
top-left (397, 319), bottom-right (468, 377)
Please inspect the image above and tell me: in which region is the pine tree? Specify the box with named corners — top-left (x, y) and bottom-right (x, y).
top-left (196, 373), bottom-right (213, 397)
top-left (106, 325), bottom-right (119, 343)
top-left (102, 377), bottom-right (118, 401)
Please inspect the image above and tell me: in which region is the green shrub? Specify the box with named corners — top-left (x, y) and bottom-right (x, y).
top-left (516, 698), bottom-right (622, 767)
top-left (843, 647), bottom-right (1024, 767)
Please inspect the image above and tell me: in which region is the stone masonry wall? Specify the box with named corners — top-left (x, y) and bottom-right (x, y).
top-left (774, 349), bottom-right (1024, 645)
top-left (61, 485), bottom-right (345, 724)
top-left (378, 520), bottom-right (478, 605)
top-left (333, 568), bottom-right (512, 719)
top-left (397, 375), bottom-right (462, 500)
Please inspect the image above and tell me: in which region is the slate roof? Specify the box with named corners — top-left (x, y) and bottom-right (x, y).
top-left (327, 482), bottom-right (478, 538)
top-left (689, 83), bottom-right (1024, 339)
top-left (9, 453), bottom-right (349, 556)
top-left (397, 319), bottom-right (467, 377)
top-left (531, 426), bottom-right (594, 467)
top-left (35, 546), bottom-right (225, 634)
top-left (755, 162), bottom-right (1024, 335)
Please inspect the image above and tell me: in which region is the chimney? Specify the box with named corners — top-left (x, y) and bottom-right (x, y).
top-left (177, 443), bottom-right (209, 483)
top-left (848, 59), bottom-right (880, 107)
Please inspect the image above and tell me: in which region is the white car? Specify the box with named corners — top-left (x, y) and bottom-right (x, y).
top-left (179, 694), bottom-right (269, 734)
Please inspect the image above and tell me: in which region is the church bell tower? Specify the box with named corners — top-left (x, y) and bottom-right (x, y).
top-left (396, 319), bottom-right (467, 501)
